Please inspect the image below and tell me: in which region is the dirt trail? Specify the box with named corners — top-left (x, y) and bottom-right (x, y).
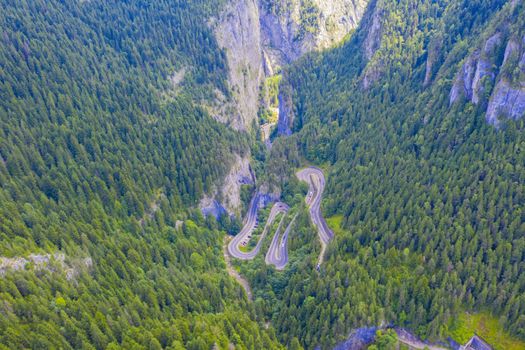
top-left (223, 237), bottom-right (252, 301)
top-left (396, 328), bottom-right (448, 350)
top-left (317, 242), bottom-right (327, 265)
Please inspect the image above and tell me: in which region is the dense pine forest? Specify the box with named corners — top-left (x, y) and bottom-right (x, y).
top-left (240, 0), bottom-right (525, 348)
top-left (0, 0), bottom-right (281, 348)
top-left (1, 0), bottom-right (524, 349)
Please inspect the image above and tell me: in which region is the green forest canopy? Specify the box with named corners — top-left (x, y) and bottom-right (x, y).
top-left (240, 0), bottom-right (525, 349)
top-left (0, 0), bottom-right (280, 348)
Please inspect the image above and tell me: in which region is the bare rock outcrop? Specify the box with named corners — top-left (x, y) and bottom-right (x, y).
top-left (450, 53), bottom-right (478, 104)
top-left (259, 5), bottom-right (302, 67)
top-left (503, 35), bottom-right (525, 84)
top-left (450, 33), bottom-right (503, 105)
top-left (0, 253), bottom-right (92, 280)
top-left (360, 0), bottom-right (387, 88)
top-left (277, 86), bottom-right (294, 135)
top-left (450, 32), bottom-right (525, 126)
top-left (519, 47), bottom-right (525, 71)
top-left (503, 38), bottom-right (520, 66)
top-left (472, 33), bottom-right (502, 104)
top-left (363, 1), bottom-right (382, 61)
top-left (206, 0), bottom-right (368, 212)
top-left (315, 0), bottom-right (367, 49)
top-left (260, 0), bottom-right (368, 69)
top-left (200, 154), bottom-right (255, 217)
top-left (221, 154), bottom-right (255, 214)
top-left (212, 0), bottom-right (265, 130)
top-left (211, 0), bottom-right (368, 130)
top-left (486, 80), bottom-right (525, 126)
top-left (471, 58), bottom-right (494, 104)
top-left (362, 61), bottom-right (383, 90)
top-left (200, 195), bottom-right (228, 219)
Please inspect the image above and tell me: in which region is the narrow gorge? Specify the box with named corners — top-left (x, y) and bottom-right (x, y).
top-left (2, 0), bottom-right (524, 349)
top-left (201, 0), bottom-right (369, 217)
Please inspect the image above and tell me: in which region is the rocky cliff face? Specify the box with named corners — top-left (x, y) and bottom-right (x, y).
top-left (450, 31), bottom-right (525, 126)
top-left (359, 0), bottom-right (394, 89)
top-left (212, 0), bottom-right (368, 130)
top-left (449, 53), bottom-right (479, 104)
top-left (205, 0), bottom-right (368, 217)
top-left (277, 84), bottom-right (294, 135)
top-left (486, 80), bottom-right (525, 125)
top-left (212, 0), bottom-right (265, 131)
top-left (199, 153), bottom-right (255, 217)
top-left (1, 253), bottom-right (92, 281)
top-left (264, 0), bottom-right (368, 133)
top-left (449, 32), bottom-right (503, 106)
top-left (363, 0), bottom-right (382, 61)
top-left (260, 0), bottom-right (368, 69)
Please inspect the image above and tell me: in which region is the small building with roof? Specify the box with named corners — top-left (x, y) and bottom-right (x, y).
top-left (460, 335), bottom-right (492, 350)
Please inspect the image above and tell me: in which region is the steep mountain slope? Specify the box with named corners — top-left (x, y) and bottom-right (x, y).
top-left (203, 0), bottom-right (370, 215)
top-left (258, 0), bottom-right (368, 68)
top-left (211, 0), bottom-right (369, 130)
top-left (2, 0), bottom-right (524, 349)
top-left (0, 0), bottom-right (282, 348)
top-left (241, 0), bottom-right (525, 348)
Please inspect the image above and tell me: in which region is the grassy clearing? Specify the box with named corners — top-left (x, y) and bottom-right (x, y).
top-left (326, 215), bottom-right (346, 236)
top-left (325, 217), bottom-right (523, 350)
top-left (448, 312), bottom-right (525, 350)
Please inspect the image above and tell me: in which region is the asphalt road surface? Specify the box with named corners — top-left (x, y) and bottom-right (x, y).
top-left (265, 213), bottom-right (297, 270)
top-left (228, 167), bottom-right (332, 269)
top-left (228, 197), bottom-right (289, 260)
top-left (296, 167), bottom-right (334, 266)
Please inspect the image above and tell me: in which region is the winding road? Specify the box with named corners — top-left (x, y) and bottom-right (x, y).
top-left (223, 237), bottom-right (252, 301)
top-left (228, 197), bottom-right (289, 260)
top-left (228, 167), bottom-right (332, 269)
top-left (296, 167), bottom-right (334, 266)
top-left (265, 214), bottom-right (297, 270)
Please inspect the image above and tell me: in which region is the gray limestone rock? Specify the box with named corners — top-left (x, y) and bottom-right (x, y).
top-left (486, 80), bottom-right (525, 126)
